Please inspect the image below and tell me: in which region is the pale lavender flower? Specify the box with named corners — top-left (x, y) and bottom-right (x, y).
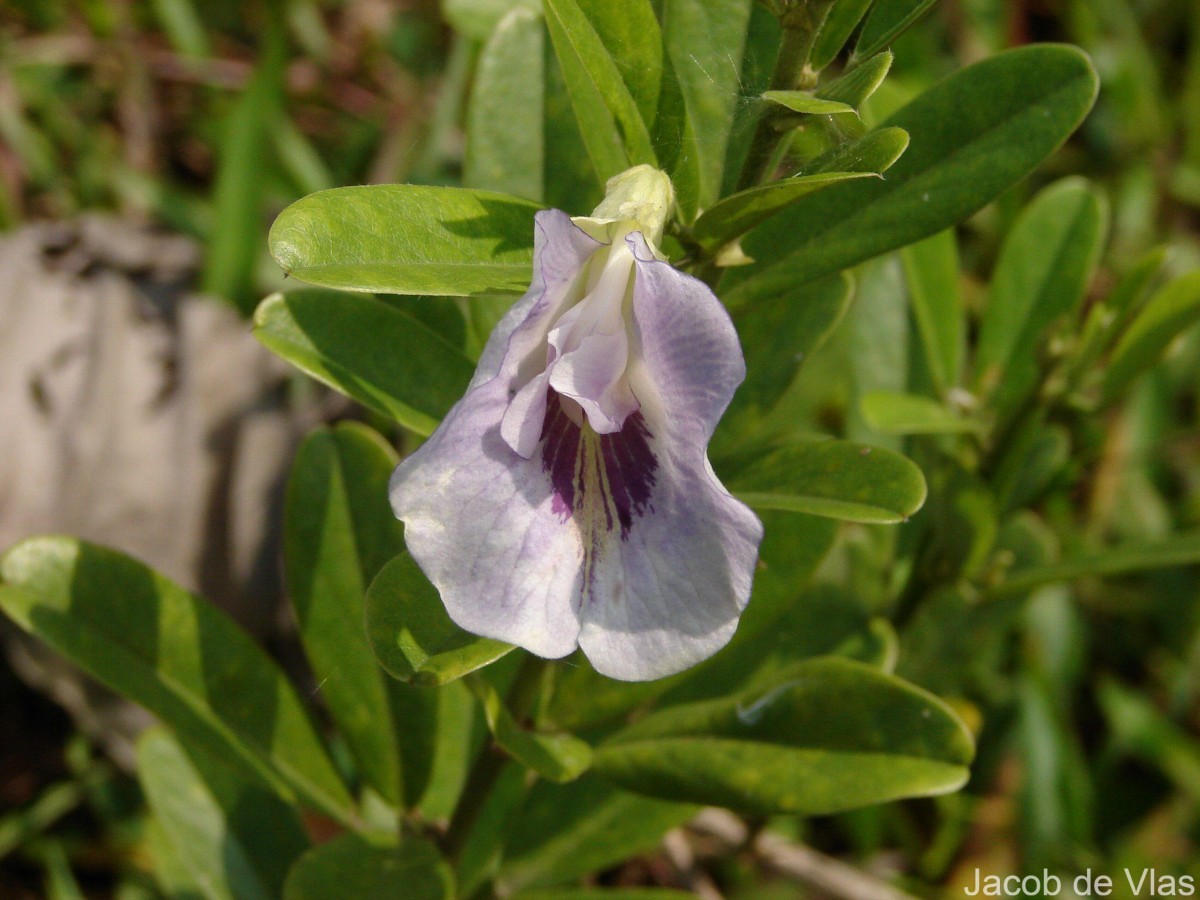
top-left (389, 167), bottom-right (763, 680)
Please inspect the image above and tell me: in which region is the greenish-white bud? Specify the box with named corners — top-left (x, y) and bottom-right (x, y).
top-left (573, 165), bottom-right (675, 250)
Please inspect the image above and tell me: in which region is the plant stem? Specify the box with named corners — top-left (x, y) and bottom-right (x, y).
top-left (735, 1), bottom-right (833, 193)
top-left (439, 654), bottom-right (548, 859)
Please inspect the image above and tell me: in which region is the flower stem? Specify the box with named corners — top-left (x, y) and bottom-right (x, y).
top-left (735, 1), bottom-right (834, 193)
top-left (439, 654), bottom-right (548, 859)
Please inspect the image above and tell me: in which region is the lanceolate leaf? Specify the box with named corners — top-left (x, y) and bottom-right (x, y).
top-left (254, 291), bottom-right (474, 435)
top-left (593, 658), bottom-right (974, 815)
top-left (860, 391), bottom-right (980, 435)
top-left (901, 228), bottom-right (963, 393)
top-left (138, 729), bottom-right (309, 900)
top-left (202, 22), bottom-right (285, 313)
top-left (975, 177), bottom-right (1108, 418)
top-left (692, 171), bottom-right (879, 249)
top-left (1067, 247), bottom-right (1166, 387)
top-left (708, 134), bottom-right (912, 259)
top-left (465, 8), bottom-right (545, 202)
top-left (1102, 271), bottom-right (1200, 401)
top-left (816, 50), bottom-right (893, 108)
top-left (811, 0), bottom-right (875, 70)
top-left (714, 272), bottom-right (852, 460)
top-left (443, 0), bottom-right (539, 40)
top-left (498, 776), bottom-right (697, 893)
top-left (269, 185), bottom-right (541, 296)
top-left (466, 676), bottom-right (592, 783)
top-left (728, 440), bottom-right (927, 523)
top-left (285, 424), bottom-right (406, 805)
top-left (543, 0), bottom-right (656, 182)
top-left (854, 0), bottom-right (939, 59)
top-left (366, 553), bottom-right (513, 686)
top-left (991, 530), bottom-right (1200, 599)
top-left (801, 125), bottom-right (910, 177)
top-left (575, 0), bottom-right (662, 128)
top-left (761, 91), bottom-right (856, 116)
top-left (284, 834), bottom-right (453, 900)
top-left (660, 0), bottom-right (753, 211)
top-left (0, 538), bottom-right (355, 822)
top-left (725, 45), bottom-right (1099, 302)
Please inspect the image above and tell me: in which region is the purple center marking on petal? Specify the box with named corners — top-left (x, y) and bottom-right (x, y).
top-left (599, 414), bottom-right (657, 535)
top-left (540, 392), bottom-right (580, 519)
top-left (539, 392), bottom-right (658, 540)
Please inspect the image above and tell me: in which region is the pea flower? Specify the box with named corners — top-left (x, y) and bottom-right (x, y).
top-left (389, 167), bottom-right (763, 681)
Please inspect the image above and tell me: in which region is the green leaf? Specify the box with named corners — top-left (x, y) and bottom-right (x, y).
top-left (146, 817), bottom-right (207, 898)
top-left (1099, 680), bottom-right (1200, 802)
top-left (726, 45), bottom-right (1099, 300)
top-left (0, 778), bottom-right (86, 859)
top-left (990, 530), bottom-right (1200, 599)
top-left (593, 658), bottom-right (974, 815)
top-left (715, 274), bottom-right (852, 458)
top-left (202, 22), bottom-right (285, 313)
top-left (975, 177), bottom-right (1108, 418)
top-left (728, 440), bottom-right (927, 523)
top-left (897, 586), bottom-right (1022, 698)
top-left (269, 185), bottom-right (541, 296)
top-left (901, 229), bottom-right (963, 393)
top-left (810, 0), bottom-right (875, 70)
top-left (1016, 672), bottom-right (1094, 861)
top-left (922, 461), bottom-right (998, 581)
top-left (283, 834), bottom-right (453, 900)
top-left (465, 8), bottom-right (545, 202)
top-left (1102, 271), bottom-right (1200, 401)
top-left (1066, 247), bottom-right (1166, 390)
top-left (762, 90), bottom-right (856, 115)
top-left (0, 538), bottom-right (355, 822)
top-left (443, 0), bottom-right (539, 39)
top-left (1106, 246), bottom-right (1170, 321)
top-left (816, 50), bottom-right (893, 108)
top-left (843, 256), bottom-right (909, 445)
top-left (1004, 424), bottom-right (1070, 512)
top-left (854, 0), bottom-right (939, 59)
top-left (660, 0), bottom-right (753, 210)
top-left (272, 113), bottom-right (335, 196)
top-left (802, 125), bottom-right (910, 177)
top-left (138, 729), bottom-right (309, 900)
top-left (860, 391), bottom-right (979, 435)
top-left (466, 676), bottom-right (592, 782)
top-left (40, 843), bottom-right (85, 900)
top-left (544, 37), bottom-right (604, 213)
top-left (454, 762), bottom-right (528, 897)
top-left (366, 553), bottom-right (513, 686)
top-left (285, 424), bottom-right (405, 805)
top-left (253, 290), bottom-right (474, 436)
top-left (693, 171), bottom-right (879, 250)
top-left (151, 0), bottom-right (210, 58)
top-left (576, 0), bottom-right (662, 128)
top-left (543, 0), bottom-right (656, 182)
top-left (498, 775), bottom-right (697, 892)
top-left (693, 129), bottom-right (909, 254)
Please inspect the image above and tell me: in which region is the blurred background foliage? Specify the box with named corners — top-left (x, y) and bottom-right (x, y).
top-left (1, 0), bottom-right (1200, 897)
